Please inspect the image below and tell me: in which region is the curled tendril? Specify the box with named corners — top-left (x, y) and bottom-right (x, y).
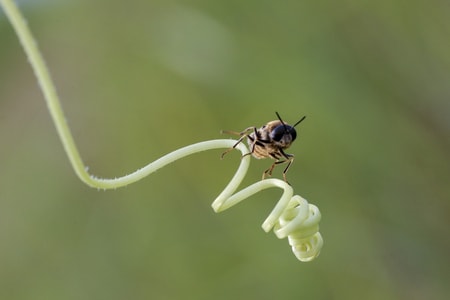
top-left (213, 175), bottom-right (323, 262)
top-left (1, 0), bottom-right (323, 261)
top-left (273, 196), bottom-right (323, 261)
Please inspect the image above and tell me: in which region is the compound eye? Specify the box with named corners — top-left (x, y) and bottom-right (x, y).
top-left (270, 125), bottom-right (288, 142)
top-left (290, 128), bottom-right (297, 141)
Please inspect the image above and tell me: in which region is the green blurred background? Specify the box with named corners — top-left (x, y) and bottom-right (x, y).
top-left (1, 0), bottom-right (449, 299)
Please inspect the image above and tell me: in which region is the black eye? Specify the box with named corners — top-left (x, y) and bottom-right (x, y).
top-left (270, 125), bottom-right (287, 141)
top-left (290, 128), bottom-right (297, 141)
top-left (270, 125), bottom-right (297, 142)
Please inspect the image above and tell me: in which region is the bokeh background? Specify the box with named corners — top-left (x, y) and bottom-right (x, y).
top-left (1, 0), bottom-right (449, 299)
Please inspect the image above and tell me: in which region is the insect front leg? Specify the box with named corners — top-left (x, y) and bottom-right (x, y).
top-left (281, 157), bottom-right (294, 183)
top-left (262, 152), bottom-right (282, 179)
top-left (262, 162), bottom-right (277, 179)
top-left (280, 150), bottom-right (295, 183)
top-left (262, 159), bottom-right (286, 178)
top-left (262, 151), bottom-right (294, 183)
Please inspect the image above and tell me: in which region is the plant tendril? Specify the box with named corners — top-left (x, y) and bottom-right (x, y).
top-left (0, 0), bottom-right (323, 261)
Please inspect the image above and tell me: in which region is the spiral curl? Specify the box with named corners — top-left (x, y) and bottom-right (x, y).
top-left (213, 173), bottom-right (323, 262)
top-left (273, 195), bottom-right (323, 261)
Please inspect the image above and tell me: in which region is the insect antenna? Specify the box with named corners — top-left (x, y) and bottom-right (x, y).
top-left (293, 116), bottom-right (306, 127)
top-left (275, 111), bottom-right (289, 131)
top-left (276, 112), bottom-right (306, 128)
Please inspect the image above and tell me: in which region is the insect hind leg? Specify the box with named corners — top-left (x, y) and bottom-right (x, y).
top-left (220, 127), bottom-right (256, 159)
top-left (220, 135), bottom-right (246, 159)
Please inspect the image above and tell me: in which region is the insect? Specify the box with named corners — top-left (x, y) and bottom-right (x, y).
top-left (221, 112), bottom-right (306, 183)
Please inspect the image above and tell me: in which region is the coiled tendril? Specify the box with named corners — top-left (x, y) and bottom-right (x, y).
top-left (0, 0), bottom-right (323, 261)
top-left (212, 160), bottom-right (323, 262)
top-left (273, 195), bottom-right (323, 261)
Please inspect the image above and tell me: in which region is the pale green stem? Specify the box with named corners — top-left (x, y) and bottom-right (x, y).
top-left (1, 0), bottom-right (93, 185)
top-left (0, 0), bottom-right (250, 189)
top-left (213, 178), bottom-right (293, 232)
top-left (0, 0), bottom-right (323, 261)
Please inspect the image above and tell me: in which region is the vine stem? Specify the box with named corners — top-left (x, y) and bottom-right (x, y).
top-left (0, 0), bottom-right (250, 189)
top-left (1, 0), bottom-right (91, 185)
top-left (1, 0), bottom-right (323, 261)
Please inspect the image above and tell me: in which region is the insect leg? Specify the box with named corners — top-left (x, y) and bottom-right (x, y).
top-left (262, 162), bottom-right (277, 179)
top-left (280, 150), bottom-right (294, 183)
top-left (261, 152), bottom-right (281, 179)
top-left (262, 158), bottom-right (287, 178)
top-left (221, 127), bottom-right (255, 137)
top-left (261, 151), bottom-right (294, 182)
top-left (221, 135), bottom-right (247, 159)
top-left (241, 127), bottom-right (260, 157)
top-left (280, 158), bottom-right (294, 182)
top-left (221, 127), bottom-right (256, 159)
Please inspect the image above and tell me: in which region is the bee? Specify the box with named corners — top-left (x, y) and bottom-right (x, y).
top-left (221, 112), bottom-right (306, 183)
